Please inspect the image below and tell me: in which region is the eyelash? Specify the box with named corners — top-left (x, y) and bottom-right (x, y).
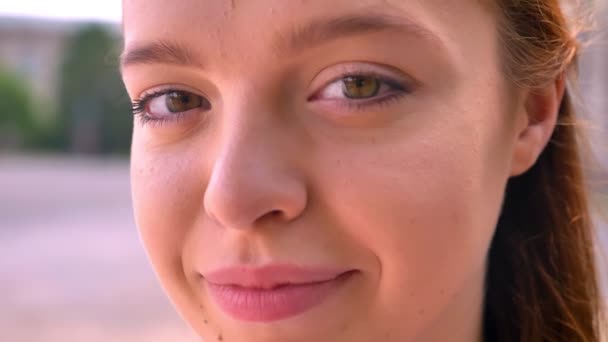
top-left (130, 73), bottom-right (410, 126)
top-left (130, 89), bottom-right (192, 127)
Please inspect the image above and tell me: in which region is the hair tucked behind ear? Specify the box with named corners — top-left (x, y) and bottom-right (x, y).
top-left (483, 1), bottom-right (605, 341)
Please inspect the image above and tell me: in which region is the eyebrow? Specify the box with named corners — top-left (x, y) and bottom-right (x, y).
top-left (279, 13), bottom-right (444, 54)
top-left (120, 40), bottom-right (201, 69)
top-left (120, 13), bottom-right (443, 69)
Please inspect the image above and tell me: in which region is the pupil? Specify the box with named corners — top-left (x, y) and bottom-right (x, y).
top-left (343, 76), bottom-right (379, 99)
top-left (166, 92), bottom-right (190, 112)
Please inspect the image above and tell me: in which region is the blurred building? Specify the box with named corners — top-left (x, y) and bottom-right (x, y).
top-left (0, 16), bottom-right (118, 115)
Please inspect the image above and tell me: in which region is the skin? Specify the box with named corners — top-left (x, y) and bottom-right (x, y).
top-left (121, 1), bottom-right (563, 341)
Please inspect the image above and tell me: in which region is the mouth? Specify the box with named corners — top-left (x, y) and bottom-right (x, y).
top-left (201, 264), bottom-right (357, 322)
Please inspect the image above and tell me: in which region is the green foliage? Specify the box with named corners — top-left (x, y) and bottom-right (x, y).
top-left (56, 24), bottom-right (132, 154)
top-left (0, 69), bottom-right (38, 147)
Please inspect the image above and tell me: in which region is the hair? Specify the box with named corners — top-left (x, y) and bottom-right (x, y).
top-left (483, 0), bottom-right (605, 341)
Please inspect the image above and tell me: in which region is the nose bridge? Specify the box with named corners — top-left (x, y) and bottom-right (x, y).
top-left (203, 97), bottom-right (306, 230)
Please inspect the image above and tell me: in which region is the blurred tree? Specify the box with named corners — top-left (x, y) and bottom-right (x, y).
top-left (56, 24), bottom-right (131, 154)
top-left (0, 69), bottom-right (38, 149)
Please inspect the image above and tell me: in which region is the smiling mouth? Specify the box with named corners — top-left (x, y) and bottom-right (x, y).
top-left (201, 265), bottom-right (357, 322)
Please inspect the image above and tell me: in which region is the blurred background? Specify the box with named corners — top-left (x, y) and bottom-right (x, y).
top-left (0, 1), bottom-right (606, 341)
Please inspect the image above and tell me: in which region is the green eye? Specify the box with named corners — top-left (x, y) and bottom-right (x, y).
top-left (342, 76), bottom-right (381, 99)
top-left (166, 91), bottom-right (203, 112)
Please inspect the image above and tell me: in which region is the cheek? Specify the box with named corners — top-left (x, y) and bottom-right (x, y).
top-left (130, 138), bottom-right (207, 292)
top-left (317, 111), bottom-right (509, 325)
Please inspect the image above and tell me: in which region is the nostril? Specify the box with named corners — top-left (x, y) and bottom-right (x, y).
top-left (249, 209), bottom-right (285, 227)
top-left (269, 209), bottom-right (283, 218)
top-left (262, 209), bottom-right (285, 222)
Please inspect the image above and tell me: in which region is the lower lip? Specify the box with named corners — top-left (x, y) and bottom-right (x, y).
top-left (204, 271), bottom-right (354, 322)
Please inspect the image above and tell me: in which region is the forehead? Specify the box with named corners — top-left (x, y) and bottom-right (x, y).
top-left (122, 0), bottom-right (497, 72)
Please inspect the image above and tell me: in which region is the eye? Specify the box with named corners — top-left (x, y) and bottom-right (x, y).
top-left (131, 89), bottom-right (211, 124)
top-left (148, 91), bottom-right (208, 118)
top-left (310, 73), bottom-right (408, 108)
top-left (163, 91), bottom-right (202, 112)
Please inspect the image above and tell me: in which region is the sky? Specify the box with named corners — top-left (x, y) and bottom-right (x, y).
top-left (0, 0), bottom-right (121, 22)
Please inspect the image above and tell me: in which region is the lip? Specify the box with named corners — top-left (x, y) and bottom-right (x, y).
top-left (201, 264), bottom-right (355, 322)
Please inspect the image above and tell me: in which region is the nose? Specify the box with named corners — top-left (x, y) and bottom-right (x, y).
top-left (203, 111), bottom-right (307, 231)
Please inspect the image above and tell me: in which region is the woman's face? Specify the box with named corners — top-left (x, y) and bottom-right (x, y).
top-left (122, 1), bottom-right (524, 341)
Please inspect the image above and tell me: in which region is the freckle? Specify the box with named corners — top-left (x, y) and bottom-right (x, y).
top-left (418, 308), bottom-right (425, 316)
top-left (340, 320), bottom-right (349, 332)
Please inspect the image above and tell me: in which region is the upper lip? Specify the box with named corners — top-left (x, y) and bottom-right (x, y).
top-left (202, 264), bottom-right (352, 289)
